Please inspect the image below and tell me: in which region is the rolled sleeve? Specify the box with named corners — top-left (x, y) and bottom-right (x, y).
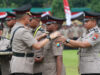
top-left (21, 30), bottom-right (37, 47)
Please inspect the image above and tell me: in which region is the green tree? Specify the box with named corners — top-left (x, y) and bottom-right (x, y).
top-left (52, 0), bottom-right (65, 18)
top-left (69, 0), bottom-right (89, 8)
top-left (88, 0), bottom-right (100, 12)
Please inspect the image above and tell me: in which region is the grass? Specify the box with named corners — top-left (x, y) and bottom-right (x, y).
top-left (63, 50), bottom-right (79, 75)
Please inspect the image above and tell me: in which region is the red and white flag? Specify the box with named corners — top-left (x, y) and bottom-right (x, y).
top-left (63, 0), bottom-right (71, 26)
top-left (0, 12), bottom-right (7, 19)
top-left (41, 11), bottom-right (51, 17)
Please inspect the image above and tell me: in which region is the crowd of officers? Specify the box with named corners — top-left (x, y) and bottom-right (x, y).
top-left (0, 4), bottom-right (100, 75)
top-left (61, 23), bottom-right (86, 40)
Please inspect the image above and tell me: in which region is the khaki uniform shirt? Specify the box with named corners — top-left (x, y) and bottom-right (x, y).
top-left (78, 26), bottom-right (100, 74)
top-left (42, 38), bottom-right (66, 75)
top-left (0, 37), bottom-right (10, 75)
top-left (72, 26), bottom-right (80, 38)
top-left (79, 27), bottom-right (87, 37)
top-left (33, 28), bottom-right (45, 74)
top-left (60, 29), bottom-right (69, 39)
top-left (0, 37), bottom-right (9, 50)
top-left (10, 22), bottom-right (37, 74)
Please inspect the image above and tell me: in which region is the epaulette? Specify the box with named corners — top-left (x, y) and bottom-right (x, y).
top-left (94, 28), bottom-right (99, 33)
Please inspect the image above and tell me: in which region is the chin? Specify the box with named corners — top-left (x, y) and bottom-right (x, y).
top-left (47, 30), bottom-right (51, 32)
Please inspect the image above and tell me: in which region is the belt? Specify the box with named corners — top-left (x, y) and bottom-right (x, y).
top-left (33, 72), bottom-right (42, 75)
top-left (13, 52), bottom-right (34, 57)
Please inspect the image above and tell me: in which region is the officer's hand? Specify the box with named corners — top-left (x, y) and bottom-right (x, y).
top-left (50, 31), bottom-right (61, 39)
top-left (36, 33), bottom-right (47, 41)
top-left (41, 33), bottom-right (48, 38)
top-left (56, 36), bottom-right (66, 43)
top-left (35, 57), bottom-right (44, 63)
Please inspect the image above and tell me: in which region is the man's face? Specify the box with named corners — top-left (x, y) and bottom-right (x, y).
top-left (6, 19), bottom-right (16, 28)
top-left (29, 18), bottom-right (40, 29)
top-left (84, 20), bottom-right (96, 30)
top-left (24, 15), bottom-right (31, 25)
top-left (46, 23), bottom-right (57, 32)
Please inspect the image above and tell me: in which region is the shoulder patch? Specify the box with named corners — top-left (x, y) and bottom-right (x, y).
top-left (55, 41), bottom-right (62, 47)
top-left (92, 33), bottom-right (99, 40)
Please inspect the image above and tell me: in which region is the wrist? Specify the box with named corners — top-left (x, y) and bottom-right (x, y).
top-left (46, 35), bottom-right (51, 40)
top-left (66, 39), bottom-right (70, 43)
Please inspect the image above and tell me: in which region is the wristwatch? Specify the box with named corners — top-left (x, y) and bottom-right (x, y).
top-left (66, 39), bottom-right (70, 43)
top-left (46, 35), bottom-right (51, 40)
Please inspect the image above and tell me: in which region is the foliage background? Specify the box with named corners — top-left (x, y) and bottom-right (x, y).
top-left (0, 0), bottom-right (100, 18)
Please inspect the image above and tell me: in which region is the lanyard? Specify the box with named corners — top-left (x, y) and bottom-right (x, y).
top-left (33, 25), bottom-right (41, 37)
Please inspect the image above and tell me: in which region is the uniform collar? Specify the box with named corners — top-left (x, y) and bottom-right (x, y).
top-left (88, 26), bottom-right (99, 33)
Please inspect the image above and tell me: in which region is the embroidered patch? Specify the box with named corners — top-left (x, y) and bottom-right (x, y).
top-left (92, 33), bottom-right (99, 40)
top-left (56, 42), bottom-right (60, 47)
top-left (55, 41), bottom-right (61, 47)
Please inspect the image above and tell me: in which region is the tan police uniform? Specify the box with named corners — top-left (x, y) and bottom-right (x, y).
top-left (60, 28), bottom-right (69, 39)
top-left (0, 37), bottom-right (10, 50)
top-left (33, 27), bottom-right (45, 74)
top-left (78, 26), bottom-right (100, 74)
top-left (42, 38), bottom-right (66, 75)
top-left (71, 25), bottom-right (80, 40)
top-left (67, 26), bottom-right (74, 39)
top-left (0, 37), bottom-right (10, 75)
top-left (79, 26), bottom-right (87, 37)
top-left (10, 22), bottom-right (37, 74)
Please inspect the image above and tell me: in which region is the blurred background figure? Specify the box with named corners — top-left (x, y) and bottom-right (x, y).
top-left (71, 20), bottom-right (80, 40)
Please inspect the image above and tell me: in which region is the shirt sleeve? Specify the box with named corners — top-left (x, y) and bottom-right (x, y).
top-left (21, 30), bottom-right (37, 47)
top-left (86, 33), bottom-right (100, 46)
top-left (52, 40), bottom-right (63, 56)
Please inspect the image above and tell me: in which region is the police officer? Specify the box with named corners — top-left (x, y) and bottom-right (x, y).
top-left (40, 15), bottom-right (66, 75)
top-left (0, 12), bottom-right (16, 75)
top-left (71, 21), bottom-right (80, 40)
top-left (10, 4), bottom-right (60, 75)
top-left (56, 14), bottom-right (100, 75)
top-left (29, 12), bottom-right (46, 75)
top-left (6, 12), bottom-right (16, 28)
top-left (0, 25), bottom-right (3, 75)
top-left (0, 12), bottom-right (13, 75)
top-left (29, 12), bottom-right (45, 37)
